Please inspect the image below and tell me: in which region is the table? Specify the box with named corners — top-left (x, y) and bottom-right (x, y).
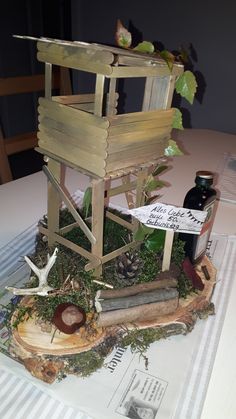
top-left (0, 128), bottom-right (236, 418)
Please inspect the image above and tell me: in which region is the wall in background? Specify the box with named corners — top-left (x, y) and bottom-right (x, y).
top-left (71, 0), bottom-right (236, 134)
top-left (0, 0), bottom-right (71, 136)
top-left (0, 0), bottom-right (71, 179)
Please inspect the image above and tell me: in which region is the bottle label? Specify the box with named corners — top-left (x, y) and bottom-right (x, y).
top-left (194, 200), bottom-right (215, 260)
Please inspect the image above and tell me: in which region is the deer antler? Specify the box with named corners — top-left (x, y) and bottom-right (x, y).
top-left (6, 248), bottom-right (58, 296)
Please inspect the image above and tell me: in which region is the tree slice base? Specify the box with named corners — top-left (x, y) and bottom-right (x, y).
top-left (12, 312), bottom-right (106, 356)
top-left (9, 256), bottom-right (216, 383)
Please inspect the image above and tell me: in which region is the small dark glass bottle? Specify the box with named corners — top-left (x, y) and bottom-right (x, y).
top-left (179, 171), bottom-right (217, 265)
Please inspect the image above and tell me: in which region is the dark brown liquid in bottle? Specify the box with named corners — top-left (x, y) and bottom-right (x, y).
top-left (179, 171), bottom-right (216, 264)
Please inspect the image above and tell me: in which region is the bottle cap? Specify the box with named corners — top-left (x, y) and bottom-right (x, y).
top-left (195, 171), bottom-right (214, 185)
top-left (196, 170), bottom-right (214, 179)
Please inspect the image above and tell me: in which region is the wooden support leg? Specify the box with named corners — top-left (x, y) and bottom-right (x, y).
top-left (135, 168), bottom-right (149, 207)
top-left (45, 63), bottom-right (52, 99)
top-left (122, 175), bottom-right (135, 209)
top-left (133, 168), bottom-right (149, 232)
top-left (94, 74), bottom-right (105, 116)
top-left (142, 77), bottom-right (154, 111)
top-left (47, 158), bottom-right (61, 247)
top-left (43, 166), bottom-right (96, 245)
top-left (106, 78), bottom-right (117, 116)
top-left (91, 178), bottom-right (105, 277)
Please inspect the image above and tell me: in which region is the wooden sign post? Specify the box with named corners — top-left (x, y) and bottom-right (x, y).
top-left (162, 230), bottom-right (175, 271)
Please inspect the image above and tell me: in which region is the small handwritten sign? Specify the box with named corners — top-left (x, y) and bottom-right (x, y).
top-left (129, 203), bottom-right (207, 234)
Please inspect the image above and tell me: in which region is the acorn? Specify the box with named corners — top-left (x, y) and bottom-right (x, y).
top-left (52, 302), bottom-right (86, 334)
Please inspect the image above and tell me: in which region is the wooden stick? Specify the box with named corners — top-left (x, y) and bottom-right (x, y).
top-left (94, 74), bottom-right (105, 116)
top-left (47, 159), bottom-right (61, 247)
top-left (142, 77), bottom-right (153, 111)
top-left (165, 75), bottom-right (176, 109)
top-left (106, 180), bottom-right (137, 198)
top-left (38, 133), bottom-right (106, 178)
top-left (132, 168), bottom-right (149, 232)
top-left (106, 78), bottom-right (117, 116)
top-left (69, 103), bottom-right (94, 113)
top-left (109, 65), bottom-right (182, 79)
top-left (96, 297), bottom-right (179, 327)
top-left (107, 139), bottom-right (167, 160)
top-left (45, 62), bottom-right (52, 99)
top-left (162, 230), bottom-right (174, 271)
top-left (146, 76), bottom-right (171, 110)
top-left (37, 51), bottom-right (113, 76)
top-left (108, 108), bottom-right (173, 126)
top-left (39, 97), bottom-right (109, 129)
top-left (36, 146), bottom-right (102, 179)
top-left (92, 279), bottom-right (114, 289)
top-left (37, 40), bottom-right (114, 65)
top-left (95, 288), bottom-right (178, 313)
top-left (52, 93), bottom-right (95, 105)
top-left (91, 178), bottom-right (105, 276)
top-left (84, 240), bottom-right (140, 271)
top-left (38, 121), bottom-right (107, 155)
top-left (43, 166), bottom-right (96, 245)
top-left (105, 210), bottom-right (134, 231)
top-left (97, 278), bottom-right (178, 300)
top-left (101, 241), bottom-right (140, 265)
top-left (122, 175), bottom-right (135, 209)
top-left (59, 222), bottom-right (78, 235)
top-left (108, 113), bottom-right (174, 137)
top-left (38, 106), bottom-right (108, 140)
top-left (39, 226), bottom-right (100, 267)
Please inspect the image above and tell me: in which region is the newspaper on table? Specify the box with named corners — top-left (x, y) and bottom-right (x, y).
top-left (217, 152), bottom-right (236, 204)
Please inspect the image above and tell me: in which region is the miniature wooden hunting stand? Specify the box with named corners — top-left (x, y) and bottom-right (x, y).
top-left (28, 37), bottom-right (184, 276)
top-left (4, 37), bottom-right (219, 385)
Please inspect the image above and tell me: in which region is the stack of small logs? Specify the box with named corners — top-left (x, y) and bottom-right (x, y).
top-left (95, 277), bottom-right (179, 327)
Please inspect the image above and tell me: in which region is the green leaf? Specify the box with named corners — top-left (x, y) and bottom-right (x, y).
top-left (134, 224), bottom-right (154, 241)
top-left (145, 229), bottom-right (166, 251)
top-left (82, 187), bottom-right (92, 218)
top-left (133, 41), bottom-right (155, 54)
top-left (164, 139), bottom-right (183, 156)
top-left (172, 108), bottom-right (184, 130)
top-left (115, 19), bottom-right (132, 49)
top-left (160, 49), bottom-right (175, 71)
top-left (175, 70), bottom-right (197, 104)
top-left (152, 164), bottom-right (168, 177)
top-left (144, 175), bottom-right (166, 192)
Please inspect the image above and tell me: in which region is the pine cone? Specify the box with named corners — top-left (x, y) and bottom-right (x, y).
top-left (115, 251), bottom-right (140, 285)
